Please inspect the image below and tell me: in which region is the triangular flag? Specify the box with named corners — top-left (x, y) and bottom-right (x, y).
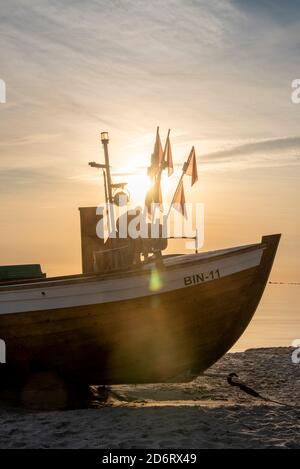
top-left (165, 135), bottom-right (174, 176)
top-left (172, 180), bottom-right (186, 215)
top-left (185, 146), bottom-right (198, 186)
top-left (152, 126), bottom-right (163, 168)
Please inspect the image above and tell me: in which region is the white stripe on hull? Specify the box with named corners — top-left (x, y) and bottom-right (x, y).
top-left (0, 248), bottom-right (264, 315)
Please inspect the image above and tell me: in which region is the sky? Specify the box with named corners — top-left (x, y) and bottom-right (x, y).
top-left (0, 0), bottom-right (299, 279)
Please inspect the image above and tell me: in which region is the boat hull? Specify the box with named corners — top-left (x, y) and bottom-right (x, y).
top-left (0, 234), bottom-right (280, 385)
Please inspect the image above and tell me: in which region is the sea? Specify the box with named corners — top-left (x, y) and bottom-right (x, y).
top-left (233, 284), bottom-right (300, 351)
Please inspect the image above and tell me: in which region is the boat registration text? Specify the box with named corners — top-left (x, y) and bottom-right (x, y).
top-left (184, 269), bottom-right (221, 286)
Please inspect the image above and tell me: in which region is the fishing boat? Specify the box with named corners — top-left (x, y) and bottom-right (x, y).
top-left (0, 130), bottom-right (281, 387)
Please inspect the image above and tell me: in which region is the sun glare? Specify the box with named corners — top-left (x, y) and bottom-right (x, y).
top-left (127, 172), bottom-right (151, 206)
top-left (119, 169), bottom-right (178, 208)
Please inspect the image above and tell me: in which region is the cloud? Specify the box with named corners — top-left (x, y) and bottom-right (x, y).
top-left (202, 136), bottom-right (300, 161)
top-left (0, 167), bottom-right (63, 187)
top-left (1, 0), bottom-right (300, 175)
top-left (0, 133), bottom-right (60, 147)
top-left (232, 0), bottom-right (300, 25)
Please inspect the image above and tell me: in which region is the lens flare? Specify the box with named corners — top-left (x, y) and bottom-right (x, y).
top-left (149, 267), bottom-right (163, 292)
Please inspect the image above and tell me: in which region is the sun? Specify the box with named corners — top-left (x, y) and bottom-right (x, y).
top-left (126, 172), bottom-right (151, 207)
top-left (112, 162), bottom-right (178, 209)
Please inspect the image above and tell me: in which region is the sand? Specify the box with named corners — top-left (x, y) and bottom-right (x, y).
top-left (0, 347), bottom-right (299, 449)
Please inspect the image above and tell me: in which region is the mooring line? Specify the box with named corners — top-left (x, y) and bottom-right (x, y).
top-left (202, 372), bottom-right (299, 411)
top-left (269, 281), bottom-right (300, 285)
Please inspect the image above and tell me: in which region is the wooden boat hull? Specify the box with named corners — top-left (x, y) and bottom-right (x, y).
top-left (0, 234), bottom-right (280, 385)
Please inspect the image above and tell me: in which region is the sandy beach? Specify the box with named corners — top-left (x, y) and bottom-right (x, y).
top-left (0, 347), bottom-right (299, 449)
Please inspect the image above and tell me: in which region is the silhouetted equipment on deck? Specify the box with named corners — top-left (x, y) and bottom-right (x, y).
top-left (79, 207), bottom-right (104, 274)
top-left (93, 219), bottom-right (168, 273)
top-left (87, 130), bottom-right (175, 273)
top-left (79, 203), bottom-right (168, 274)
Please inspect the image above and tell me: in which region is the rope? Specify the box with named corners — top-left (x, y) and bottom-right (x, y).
top-left (269, 281), bottom-right (300, 285)
top-left (202, 372), bottom-right (299, 410)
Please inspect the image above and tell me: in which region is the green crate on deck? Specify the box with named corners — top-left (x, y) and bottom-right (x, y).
top-left (0, 264), bottom-right (46, 281)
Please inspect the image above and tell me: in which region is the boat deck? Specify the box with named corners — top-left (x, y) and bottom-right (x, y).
top-left (0, 242), bottom-right (263, 292)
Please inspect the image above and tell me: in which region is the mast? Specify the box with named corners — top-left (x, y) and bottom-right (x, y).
top-left (102, 169), bottom-right (108, 206)
top-left (166, 168), bottom-right (185, 219)
top-left (100, 132), bottom-right (115, 237)
top-left (159, 128), bottom-right (170, 180)
top-left (101, 132), bottom-right (113, 205)
top-left (89, 132), bottom-right (115, 237)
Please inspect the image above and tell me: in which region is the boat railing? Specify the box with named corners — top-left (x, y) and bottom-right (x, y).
top-left (93, 244), bottom-right (131, 273)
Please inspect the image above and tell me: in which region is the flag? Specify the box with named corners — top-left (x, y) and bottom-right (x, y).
top-left (148, 127), bottom-right (163, 180)
top-left (171, 180), bottom-right (186, 215)
top-left (165, 135), bottom-right (174, 176)
top-left (146, 127), bottom-right (165, 216)
top-left (152, 126), bottom-right (163, 168)
top-left (185, 146), bottom-right (198, 186)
